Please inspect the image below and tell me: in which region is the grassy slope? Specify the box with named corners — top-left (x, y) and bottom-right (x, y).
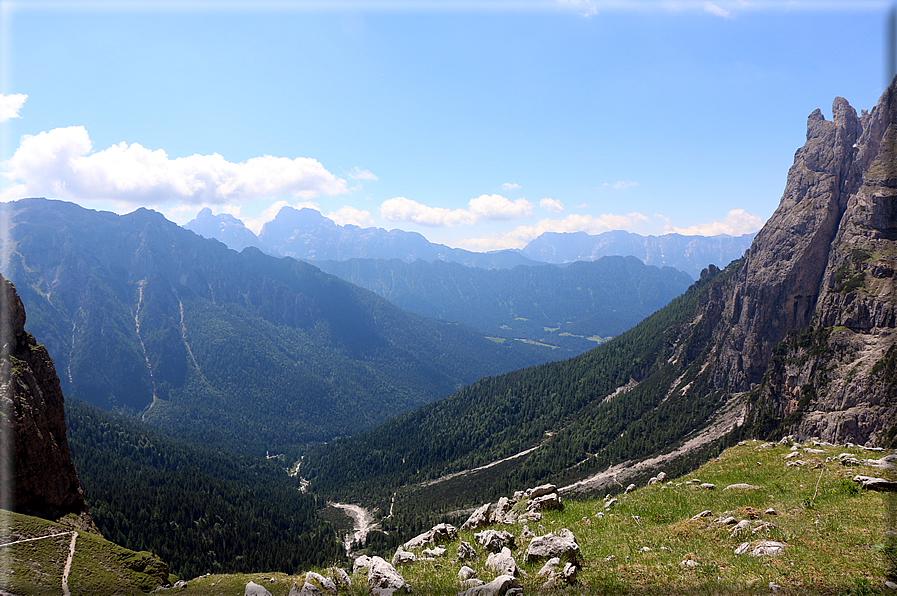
top-left (0, 510), bottom-right (172, 595)
top-left (173, 441), bottom-right (894, 595)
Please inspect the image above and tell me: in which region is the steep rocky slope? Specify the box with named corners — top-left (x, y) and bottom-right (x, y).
top-left (0, 274), bottom-right (90, 525)
top-left (302, 80), bottom-right (896, 509)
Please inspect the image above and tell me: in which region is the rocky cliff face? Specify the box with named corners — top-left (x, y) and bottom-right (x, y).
top-left (690, 81), bottom-right (897, 446)
top-left (0, 274), bottom-right (91, 525)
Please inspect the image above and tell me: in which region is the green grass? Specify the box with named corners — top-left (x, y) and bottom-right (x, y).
top-left (177, 440), bottom-right (894, 595)
top-left (0, 510), bottom-right (173, 595)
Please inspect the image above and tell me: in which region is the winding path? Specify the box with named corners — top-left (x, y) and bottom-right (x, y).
top-left (0, 530), bottom-right (77, 595)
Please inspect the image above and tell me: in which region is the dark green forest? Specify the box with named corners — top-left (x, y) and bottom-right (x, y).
top-left (314, 255), bottom-right (693, 353)
top-left (65, 399), bottom-right (344, 580)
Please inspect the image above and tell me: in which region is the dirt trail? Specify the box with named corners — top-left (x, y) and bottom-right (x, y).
top-left (61, 531), bottom-right (77, 596)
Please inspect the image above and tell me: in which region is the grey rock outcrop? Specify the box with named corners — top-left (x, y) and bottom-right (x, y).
top-left (0, 275), bottom-right (92, 527)
top-left (245, 582), bottom-right (273, 596)
top-left (485, 546), bottom-right (519, 577)
top-left (367, 556), bottom-right (411, 595)
top-left (459, 575), bottom-right (521, 596)
top-left (475, 529), bottom-right (515, 552)
top-left (523, 528), bottom-right (580, 563)
top-left (403, 523), bottom-right (458, 549)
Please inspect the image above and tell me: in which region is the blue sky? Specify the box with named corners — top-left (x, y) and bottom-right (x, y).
top-left (0, 0), bottom-right (890, 250)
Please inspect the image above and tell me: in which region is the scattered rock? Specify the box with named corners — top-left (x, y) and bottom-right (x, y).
top-left (784, 452), bottom-right (801, 460)
top-left (730, 520), bottom-right (751, 537)
top-left (699, 483), bottom-right (716, 490)
top-left (723, 484), bottom-right (760, 490)
top-left (421, 546), bottom-right (446, 557)
top-left (352, 555), bottom-right (372, 574)
top-left (486, 547), bottom-right (519, 577)
top-left (457, 541), bottom-right (477, 560)
top-left (523, 528), bottom-right (579, 564)
top-left (461, 503), bottom-right (493, 531)
top-left (679, 559), bottom-right (698, 568)
top-left (528, 492), bottom-right (563, 512)
top-left (458, 566), bottom-right (477, 581)
top-left (536, 557), bottom-right (561, 577)
top-left (656, 472), bottom-right (668, 482)
top-left (624, 483), bottom-right (636, 494)
top-left (490, 497), bottom-right (512, 524)
top-left (459, 575), bottom-right (521, 596)
top-left (391, 546), bottom-right (415, 566)
top-left (604, 498), bottom-right (618, 509)
top-left (527, 484), bottom-right (558, 499)
top-left (289, 572), bottom-right (337, 596)
top-left (853, 475), bottom-right (897, 491)
top-left (751, 541), bottom-right (787, 556)
top-left (245, 582), bottom-right (272, 596)
top-left (460, 579), bottom-right (484, 590)
top-left (403, 523), bottom-right (458, 549)
top-left (691, 510), bottom-right (713, 520)
top-left (786, 460), bottom-right (807, 467)
top-left (752, 522), bottom-right (776, 535)
top-left (475, 529), bottom-right (515, 552)
top-left (734, 542), bottom-right (751, 555)
top-left (715, 516), bottom-right (737, 525)
top-left (770, 581), bottom-right (783, 594)
top-left (765, 508), bottom-right (778, 515)
top-left (367, 556), bottom-right (411, 595)
top-left (561, 562), bottom-right (578, 583)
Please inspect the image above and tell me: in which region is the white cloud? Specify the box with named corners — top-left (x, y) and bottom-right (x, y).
top-left (459, 211), bottom-right (649, 251)
top-left (557, 0), bottom-right (597, 17)
top-left (327, 205), bottom-right (375, 227)
top-left (667, 208), bottom-right (762, 236)
top-left (704, 2), bottom-right (732, 17)
top-left (612, 180), bottom-right (639, 190)
top-left (501, 182), bottom-right (522, 190)
top-left (540, 198), bottom-right (564, 213)
top-left (380, 194), bottom-right (532, 227)
top-left (349, 167), bottom-right (378, 181)
top-left (0, 93), bottom-right (27, 123)
top-left (0, 126), bottom-right (348, 206)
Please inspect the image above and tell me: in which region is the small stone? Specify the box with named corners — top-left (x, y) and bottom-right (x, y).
top-left (764, 508), bottom-right (778, 515)
top-left (700, 483), bottom-right (716, 490)
top-left (624, 483), bottom-right (636, 494)
top-left (245, 582), bottom-right (272, 596)
top-left (691, 510), bottom-right (713, 520)
top-left (679, 559), bottom-right (698, 568)
top-left (458, 566), bottom-right (476, 581)
top-left (751, 540), bottom-right (786, 556)
top-left (723, 483), bottom-right (760, 490)
top-left (734, 542), bottom-right (751, 555)
top-left (604, 497), bottom-right (618, 509)
top-left (457, 541), bottom-right (477, 560)
top-left (536, 557), bottom-right (561, 577)
top-left (884, 580), bottom-right (897, 590)
top-left (770, 581), bottom-right (783, 594)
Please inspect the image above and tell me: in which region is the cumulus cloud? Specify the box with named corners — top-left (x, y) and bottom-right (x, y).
top-left (327, 205), bottom-right (374, 227)
top-left (380, 194), bottom-right (532, 227)
top-left (540, 198), bottom-right (564, 213)
top-left (703, 2), bottom-right (732, 17)
top-left (607, 180), bottom-right (639, 190)
top-left (459, 211), bottom-right (649, 251)
top-left (349, 167), bottom-right (378, 181)
top-left (667, 208), bottom-right (762, 236)
top-left (0, 125), bottom-right (348, 205)
top-left (0, 93), bottom-right (27, 123)
top-left (502, 182), bottom-right (522, 190)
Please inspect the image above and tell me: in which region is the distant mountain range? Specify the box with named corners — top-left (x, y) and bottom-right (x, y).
top-left (185, 207), bottom-right (754, 278)
top-left (314, 256), bottom-right (693, 353)
top-left (0, 198), bottom-right (555, 454)
top-left (521, 230), bottom-right (756, 279)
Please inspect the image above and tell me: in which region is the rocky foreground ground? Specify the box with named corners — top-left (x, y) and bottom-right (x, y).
top-left (159, 437), bottom-right (895, 596)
